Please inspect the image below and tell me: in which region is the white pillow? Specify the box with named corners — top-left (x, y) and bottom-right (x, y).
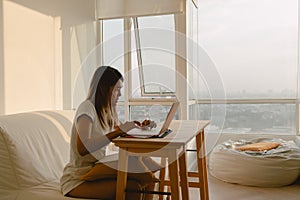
top-left (209, 138), bottom-right (300, 187)
top-left (0, 111), bottom-right (73, 189)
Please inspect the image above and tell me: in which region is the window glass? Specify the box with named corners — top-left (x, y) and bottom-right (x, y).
top-left (191, 103), bottom-right (296, 135)
top-left (136, 15), bottom-right (176, 95)
top-left (130, 105), bottom-right (178, 123)
top-left (198, 0), bottom-right (298, 99)
top-left (117, 105), bottom-right (125, 122)
top-left (103, 19), bottom-right (124, 72)
top-left (103, 19), bottom-right (125, 101)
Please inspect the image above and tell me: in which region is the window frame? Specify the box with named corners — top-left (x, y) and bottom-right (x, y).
top-left (132, 17), bottom-right (177, 97)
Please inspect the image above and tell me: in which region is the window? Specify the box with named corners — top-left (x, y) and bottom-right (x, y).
top-left (195, 0), bottom-right (298, 134)
top-left (198, 0), bottom-right (298, 99)
top-left (95, 0), bottom-right (299, 135)
top-left (132, 15), bottom-right (176, 96)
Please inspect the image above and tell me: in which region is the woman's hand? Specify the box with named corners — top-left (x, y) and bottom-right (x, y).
top-left (137, 119), bottom-right (157, 130)
top-left (117, 121), bottom-right (139, 133)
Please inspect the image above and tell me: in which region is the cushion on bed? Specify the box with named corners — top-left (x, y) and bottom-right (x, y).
top-left (0, 111), bottom-right (73, 189)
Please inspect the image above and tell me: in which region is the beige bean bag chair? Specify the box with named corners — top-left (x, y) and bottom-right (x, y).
top-left (209, 138), bottom-right (300, 187)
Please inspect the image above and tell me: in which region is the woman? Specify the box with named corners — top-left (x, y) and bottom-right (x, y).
top-left (60, 66), bottom-right (159, 200)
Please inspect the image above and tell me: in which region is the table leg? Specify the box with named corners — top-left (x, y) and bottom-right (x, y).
top-left (116, 148), bottom-right (129, 200)
top-left (159, 157), bottom-right (167, 200)
top-left (168, 150), bottom-right (180, 200)
top-left (196, 130), bottom-right (209, 200)
top-left (179, 150), bottom-right (189, 200)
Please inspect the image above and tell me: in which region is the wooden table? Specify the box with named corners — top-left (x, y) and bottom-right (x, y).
top-left (113, 120), bottom-right (210, 200)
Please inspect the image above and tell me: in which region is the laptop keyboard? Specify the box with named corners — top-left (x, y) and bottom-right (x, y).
top-left (150, 129), bottom-right (172, 138)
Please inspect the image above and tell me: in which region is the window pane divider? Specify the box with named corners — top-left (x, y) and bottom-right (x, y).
top-left (132, 17), bottom-right (146, 96)
top-left (195, 99), bottom-right (298, 104)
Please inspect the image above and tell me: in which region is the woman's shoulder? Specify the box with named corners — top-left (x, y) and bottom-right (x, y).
top-left (78, 100), bottom-right (94, 108)
top-left (75, 100), bottom-right (97, 119)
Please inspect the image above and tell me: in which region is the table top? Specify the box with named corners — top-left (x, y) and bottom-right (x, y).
top-left (113, 120), bottom-right (210, 149)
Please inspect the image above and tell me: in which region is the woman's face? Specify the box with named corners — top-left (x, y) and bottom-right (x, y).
top-left (110, 79), bottom-right (123, 106)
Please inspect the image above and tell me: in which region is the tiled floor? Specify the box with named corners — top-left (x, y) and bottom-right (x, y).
top-left (151, 174), bottom-right (300, 200)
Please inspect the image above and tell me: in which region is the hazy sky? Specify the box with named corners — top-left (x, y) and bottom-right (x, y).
top-left (198, 0), bottom-right (298, 97)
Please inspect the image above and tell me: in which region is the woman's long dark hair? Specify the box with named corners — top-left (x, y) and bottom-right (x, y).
top-left (86, 66), bottom-right (123, 129)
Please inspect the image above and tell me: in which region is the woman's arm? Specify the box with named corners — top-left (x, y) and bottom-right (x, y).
top-left (76, 115), bottom-right (137, 156)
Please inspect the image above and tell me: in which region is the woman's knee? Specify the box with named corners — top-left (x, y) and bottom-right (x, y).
top-left (67, 180), bottom-right (116, 199)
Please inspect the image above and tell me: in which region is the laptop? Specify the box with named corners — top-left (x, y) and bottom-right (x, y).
top-left (126, 102), bottom-right (180, 138)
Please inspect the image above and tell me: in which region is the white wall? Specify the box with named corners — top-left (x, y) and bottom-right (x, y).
top-left (0, 1), bottom-right (4, 114)
top-left (3, 1), bottom-right (56, 114)
top-left (0, 0), bottom-right (96, 114)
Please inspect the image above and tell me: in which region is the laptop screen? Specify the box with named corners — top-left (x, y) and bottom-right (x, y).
top-left (125, 102), bottom-right (180, 138)
top-left (158, 102), bottom-right (180, 134)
